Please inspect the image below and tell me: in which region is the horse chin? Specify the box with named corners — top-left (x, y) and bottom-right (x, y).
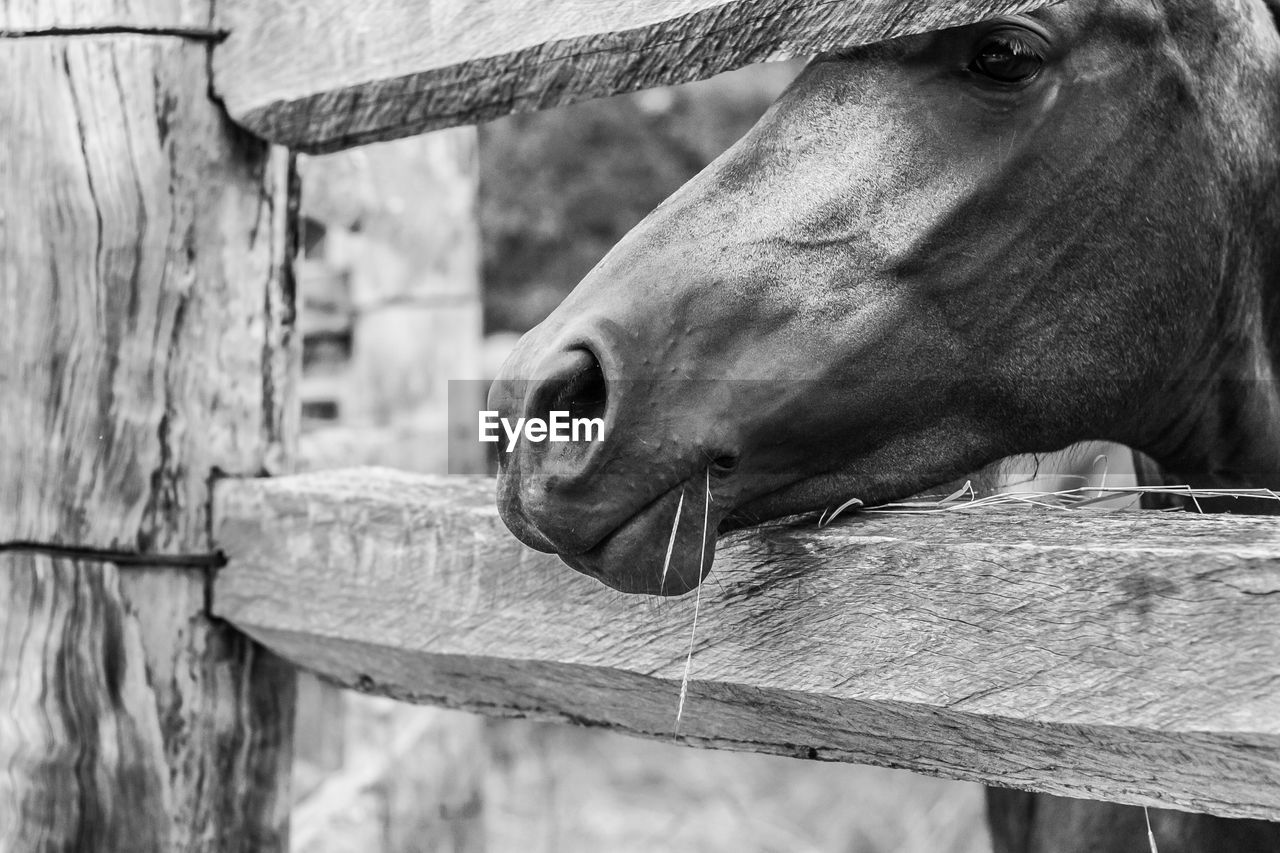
top-left (557, 475), bottom-right (726, 597)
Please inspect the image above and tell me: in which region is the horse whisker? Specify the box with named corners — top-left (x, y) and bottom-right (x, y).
top-left (675, 469), bottom-right (712, 736)
top-left (659, 489), bottom-right (685, 595)
top-left (1145, 806), bottom-right (1160, 853)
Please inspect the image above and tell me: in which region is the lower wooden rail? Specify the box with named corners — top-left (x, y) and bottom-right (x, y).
top-left (212, 468), bottom-right (1280, 821)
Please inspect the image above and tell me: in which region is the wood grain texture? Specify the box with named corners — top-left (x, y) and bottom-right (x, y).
top-left (213, 469), bottom-right (1280, 821)
top-left (0, 554), bottom-right (171, 852)
top-left (0, 554), bottom-right (296, 852)
top-left (0, 32), bottom-right (297, 851)
top-left (0, 0), bottom-right (211, 33)
top-left (0, 37), bottom-right (296, 553)
top-left (214, 0), bottom-right (1064, 153)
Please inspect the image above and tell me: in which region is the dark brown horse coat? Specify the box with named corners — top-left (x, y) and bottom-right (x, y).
top-left (491, 1), bottom-right (1280, 849)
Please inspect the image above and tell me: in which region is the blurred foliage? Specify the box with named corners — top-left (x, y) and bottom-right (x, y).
top-left (478, 61), bottom-right (804, 334)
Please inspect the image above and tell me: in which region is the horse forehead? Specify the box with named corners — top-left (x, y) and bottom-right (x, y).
top-left (1050, 0), bottom-right (1274, 61)
top-left (710, 2), bottom-right (1241, 282)
top-left (678, 0), bottom-right (1269, 244)
top-left (1037, 0), bottom-right (1218, 33)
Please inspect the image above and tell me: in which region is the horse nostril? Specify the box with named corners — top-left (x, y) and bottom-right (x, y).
top-left (522, 347), bottom-right (608, 439)
top-left (549, 348), bottom-right (608, 424)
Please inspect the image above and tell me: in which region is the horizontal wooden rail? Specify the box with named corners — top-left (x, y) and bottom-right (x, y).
top-left (213, 0), bottom-right (1064, 153)
top-left (0, 1), bottom-right (213, 34)
top-left (212, 469), bottom-right (1280, 820)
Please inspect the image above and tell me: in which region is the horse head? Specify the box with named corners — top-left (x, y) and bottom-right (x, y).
top-left (490, 0), bottom-right (1280, 595)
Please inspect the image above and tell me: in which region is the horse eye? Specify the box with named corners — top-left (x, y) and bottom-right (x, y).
top-left (969, 34), bottom-right (1044, 84)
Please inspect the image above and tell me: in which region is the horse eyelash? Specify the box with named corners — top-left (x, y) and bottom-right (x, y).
top-left (983, 34), bottom-right (1040, 58)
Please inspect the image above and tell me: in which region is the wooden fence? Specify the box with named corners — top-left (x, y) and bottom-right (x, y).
top-left (5, 0), bottom-right (1279, 849)
top-left (289, 129), bottom-right (490, 850)
top-left (212, 470), bottom-right (1280, 823)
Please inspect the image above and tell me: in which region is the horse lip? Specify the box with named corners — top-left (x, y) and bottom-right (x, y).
top-left (570, 476), bottom-right (690, 557)
top-left (551, 449), bottom-right (740, 555)
top-left (721, 473), bottom-right (865, 531)
top-left (554, 467), bottom-right (724, 595)
top-left (719, 473), bottom-right (808, 518)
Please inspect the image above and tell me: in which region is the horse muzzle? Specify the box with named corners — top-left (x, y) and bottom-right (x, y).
top-left (489, 330), bottom-right (739, 595)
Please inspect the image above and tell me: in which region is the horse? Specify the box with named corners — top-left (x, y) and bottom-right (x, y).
top-left (488, 1), bottom-right (1280, 850)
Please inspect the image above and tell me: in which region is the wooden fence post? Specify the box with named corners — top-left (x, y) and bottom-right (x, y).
top-left (0, 6), bottom-right (298, 850)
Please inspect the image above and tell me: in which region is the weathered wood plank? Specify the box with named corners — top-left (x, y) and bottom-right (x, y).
top-left (0, 0), bottom-right (211, 33)
top-left (212, 469), bottom-right (1280, 821)
top-left (0, 31), bottom-right (297, 851)
top-left (214, 0), bottom-right (1064, 153)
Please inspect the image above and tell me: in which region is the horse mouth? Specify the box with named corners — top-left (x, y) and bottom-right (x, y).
top-left (557, 471), bottom-right (725, 596)
top-left (553, 470), bottom-right (879, 595)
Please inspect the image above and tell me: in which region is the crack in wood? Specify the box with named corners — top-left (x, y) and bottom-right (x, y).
top-left (0, 26), bottom-right (228, 41)
top-left (0, 541), bottom-right (225, 569)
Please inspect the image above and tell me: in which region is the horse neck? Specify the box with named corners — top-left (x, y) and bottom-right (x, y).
top-left (1149, 190), bottom-right (1280, 493)
top-left (1239, 218), bottom-right (1280, 488)
top-left (1138, 11), bottom-right (1280, 493)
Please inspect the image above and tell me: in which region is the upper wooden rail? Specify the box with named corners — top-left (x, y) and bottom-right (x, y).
top-left (0, 1), bottom-right (212, 33)
top-left (212, 0), bottom-right (1064, 153)
top-left (212, 469), bottom-right (1280, 821)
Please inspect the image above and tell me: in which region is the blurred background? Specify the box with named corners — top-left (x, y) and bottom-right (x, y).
top-left (290, 58), bottom-right (992, 853)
